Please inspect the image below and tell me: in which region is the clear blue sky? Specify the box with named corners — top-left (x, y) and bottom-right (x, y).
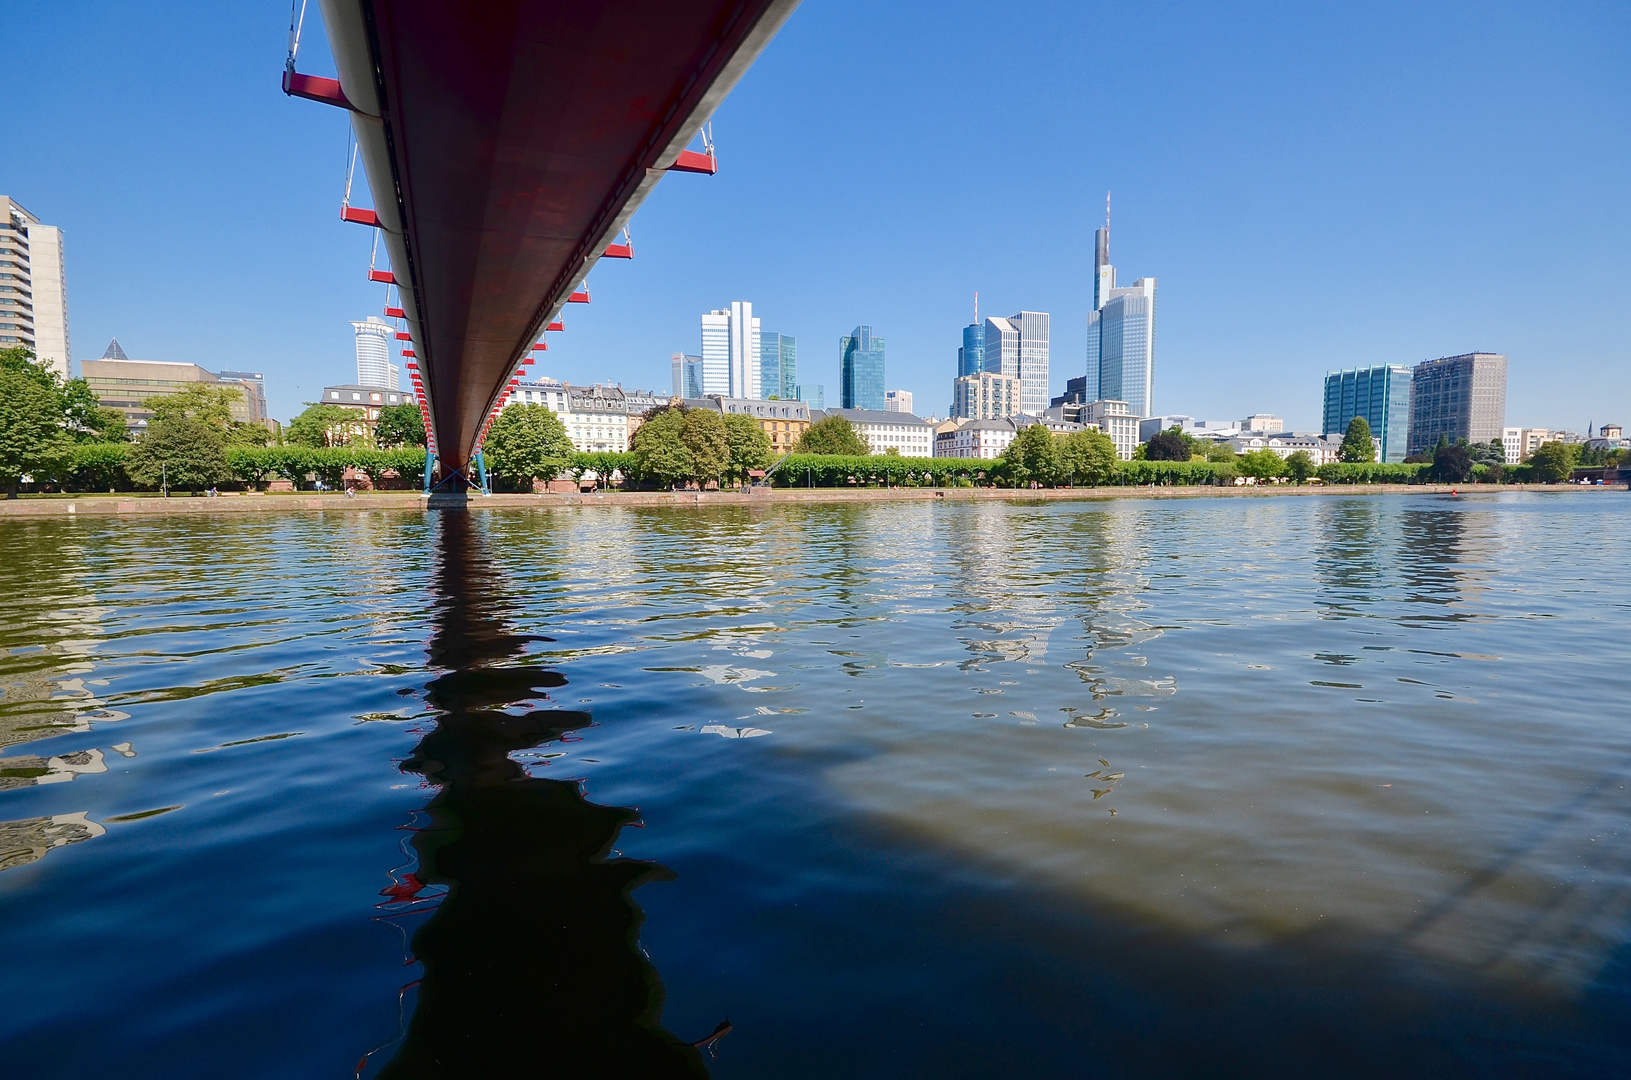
top-left (7, 1), bottom-right (1628, 431)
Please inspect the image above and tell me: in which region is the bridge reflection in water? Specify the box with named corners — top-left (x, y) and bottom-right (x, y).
top-left (374, 511), bottom-right (713, 1078)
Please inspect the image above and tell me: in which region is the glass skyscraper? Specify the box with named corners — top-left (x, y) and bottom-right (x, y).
top-left (760, 332), bottom-right (797, 399)
top-left (840, 325), bottom-right (885, 410)
top-left (1406, 353), bottom-right (1507, 454)
top-left (958, 322), bottom-right (984, 378)
top-left (1086, 221), bottom-right (1156, 418)
top-left (1323, 365), bottom-right (1413, 462)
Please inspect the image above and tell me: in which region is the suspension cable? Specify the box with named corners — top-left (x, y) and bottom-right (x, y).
top-left (285, 0), bottom-right (309, 72)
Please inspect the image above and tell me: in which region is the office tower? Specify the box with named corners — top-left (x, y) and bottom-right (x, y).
top-left (1407, 353), bottom-right (1507, 454)
top-left (0, 195), bottom-right (71, 378)
top-left (952, 372), bottom-right (1021, 420)
top-left (884, 389), bottom-right (913, 413)
top-left (760, 331), bottom-right (797, 399)
top-left (671, 352), bottom-right (704, 398)
top-left (352, 316), bottom-right (394, 387)
top-left (1009, 311), bottom-right (1049, 415)
top-left (1086, 207), bottom-right (1156, 418)
top-left (217, 369), bottom-right (270, 421)
top-left (1323, 365), bottom-right (1413, 462)
top-left (982, 313), bottom-right (1048, 415)
top-left (701, 302), bottom-right (760, 397)
top-left (840, 325), bottom-right (885, 410)
top-left (796, 384), bottom-right (825, 411)
top-left (958, 323), bottom-right (985, 378)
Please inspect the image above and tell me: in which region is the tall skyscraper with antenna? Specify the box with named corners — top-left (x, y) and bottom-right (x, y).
top-left (1085, 193), bottom-right (1156, 417)
top-left (957, 292), bottom-right (984, 378)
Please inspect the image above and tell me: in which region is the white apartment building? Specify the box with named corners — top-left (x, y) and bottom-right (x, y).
top-left (820, 407), bottom-right (935, 456)
top-left (935, 417), bottom-right (1017, 459)
top-left (1242, 414), bottom-right (1284, 433)
top-left (1501, 427), bottom-right (1552, 465)
top-left (0, 195), bottom-right (71, 378)
top-left (508, 379), bottom-right (665, 453)
top-left (1085, 399), bottom-right (1141, 460)
top-left (1227, 432), bottom-right (1341, 465)
top-left (884, 389), bottom-right (913, 413)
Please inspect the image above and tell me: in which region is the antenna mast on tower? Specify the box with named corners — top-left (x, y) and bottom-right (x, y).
top-left (974, 291), bottom-right (979, 325)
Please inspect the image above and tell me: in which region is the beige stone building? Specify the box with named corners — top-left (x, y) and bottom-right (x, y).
top-left (83, 340), bottom-right (272, 433)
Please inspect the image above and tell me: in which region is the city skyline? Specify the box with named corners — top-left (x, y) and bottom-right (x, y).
top-left (4, 4), bottom-right (1626, 432)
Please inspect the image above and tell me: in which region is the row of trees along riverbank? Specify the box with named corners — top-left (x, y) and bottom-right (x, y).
top-left (6, 348), bottom-right (1605, 495)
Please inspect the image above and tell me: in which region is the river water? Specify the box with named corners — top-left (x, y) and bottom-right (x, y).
top-left (0, 492), bottom-right (1627, 1078)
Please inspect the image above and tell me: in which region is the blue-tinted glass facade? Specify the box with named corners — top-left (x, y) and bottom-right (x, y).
top-left (840, 325), bottom-right (885, 410)
top-left (760, 332), bottom-right (796, 399)
top-left (1323, 364), bottom-right (1413, 463)
top-left (959, 323), bottom-right (984, 378)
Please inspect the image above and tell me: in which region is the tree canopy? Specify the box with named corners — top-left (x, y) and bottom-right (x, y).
top-left (1004, 423), bottom-right (1060, 486)
top-left (127, 417), bottom-right (229, 493)
top-left (374, 402), bottom-right (426, 449)
top-left (481, 404), bottom-right (575, 489)
top-left (1283, 450), bottom-right (1315, 484)
top-left (287, 402), bottom-right (367, 448)
top-left (0, 352), bottom-right (73, 496)
top-left (1144, 427), bottom-right (1191, 461)
top-left (721, 413), bottom-right (773, 484)
top-left (793, 415), bottom-right (868, 456)
top-left (1237, 448), bottom-right (1287, 480)
top-left (1429, 440), bottom-right (1474, 484)
top-left (629, 406), bottom-right (733, 488)
top-left (1527, 440), bottom-right (1578, 483)
top-left (1056, 428), bottom-right (1120, 486)
top-left (1339, 417), bottom-right (1376, 463)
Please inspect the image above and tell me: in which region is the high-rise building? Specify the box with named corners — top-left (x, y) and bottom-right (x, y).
top-left (352, 316), bottom-right (395, 388)
top-left (0, 195), bottom-right (71, 378)
top-left (840, 325), bottom-right (885, 410)
top-left (1086, 212), bottom-right (1156, 419)
top-left (671, 352), bottom-right (703, 398)
top-left (701, 302), bottom-right (760, 397)
top-left (952, 371), bottom-right (1021, 420)
top-left (1323, 365), bottom-right (1413, 463)
top-left (760, 332), bottom-right (797, 399)
top-left (958, 322), bottom-right (985, 378)
top-left (1010, 311), bottom-right (1050, 415)
top-left (884, 389), bottom-right (913, 413)
top-left (796, 384), bottom-right (825, 410)
top-left (1407, 352), bottom-right (1507, 454)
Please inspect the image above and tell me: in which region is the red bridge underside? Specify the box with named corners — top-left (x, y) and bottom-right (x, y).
top-left (348, 0), bottom-right (791, 470)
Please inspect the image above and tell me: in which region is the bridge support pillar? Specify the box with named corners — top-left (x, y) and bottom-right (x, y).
top-left (474, 451), bottom-right (491, 496)
top-left (422, 451), bottom-right (437, 495)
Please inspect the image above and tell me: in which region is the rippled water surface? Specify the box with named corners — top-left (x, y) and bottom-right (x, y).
top-left (2, 493), bottom-right (1628, 1077)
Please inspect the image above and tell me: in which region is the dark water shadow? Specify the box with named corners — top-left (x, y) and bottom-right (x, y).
top-left (370, 510), bottom-right (712, 1078)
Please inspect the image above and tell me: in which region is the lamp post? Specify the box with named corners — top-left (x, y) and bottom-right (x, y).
top-left (161, 461), bottom-right (168, 498)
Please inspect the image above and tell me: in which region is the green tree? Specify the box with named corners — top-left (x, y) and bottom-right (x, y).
top-left (1005, 422), bottom-right (1060, 486)
top-left (630, 407), bottom-right (692, 488)
top-left (60, 378), bottom-right (129, 442)
top-left (1144, 427), bottom-right (1191, 461)
top-left (1430, 440), bottom-right (1474, 483)
top-left (287, 402), bottom-right (367, 448)
top-left (1056, 428), bottom-right (1119, 486)
top-left (127, 417), bottom-right (228, 494)
top-left (1284, 449), bottom-right (1315, 484)
top-left (793, 415), bottom-right (868, 456)
top-left (374, 402), bottom-right (425, 449)
top-left (482, 404), bottom-right (575, 490)
top-left (680, 408), bottom-right (728, 487)
top-left (1527, 440), bottom-right (1579, 483)
top-left (722, 413), bottom-right (773, 486)
top-left (226, 446), bottom-right (279, 490)
top-left (1238, 448), bottom-right (1287, 481)
top-left (1339, 416), bottom-right (1376, 463)
top-left (0, 362), bottom-right (72, 496)
top-left (1201, 440), bottom-right (1237, 463)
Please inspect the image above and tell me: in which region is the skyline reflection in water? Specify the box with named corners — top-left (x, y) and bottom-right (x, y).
top-left (0, 493), bottom-right (1626, 1077)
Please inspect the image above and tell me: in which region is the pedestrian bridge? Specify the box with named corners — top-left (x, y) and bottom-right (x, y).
top-left (286, 0), bottom-right (799, 477)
